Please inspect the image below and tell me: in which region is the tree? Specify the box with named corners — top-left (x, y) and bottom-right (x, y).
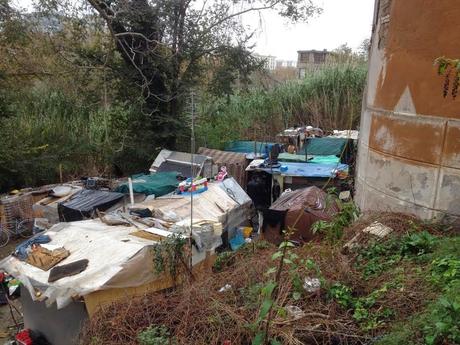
top-left (39, 0), bottom-right (321, 148)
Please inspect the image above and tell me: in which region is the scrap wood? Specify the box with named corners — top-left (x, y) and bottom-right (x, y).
top-left (130, 230), bottom-right (164, 242)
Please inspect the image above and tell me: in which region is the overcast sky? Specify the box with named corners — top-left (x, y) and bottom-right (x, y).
top-left (243, 0), bottom-right (375, 61)
top-left (14, 0), bottom-right (375, 62)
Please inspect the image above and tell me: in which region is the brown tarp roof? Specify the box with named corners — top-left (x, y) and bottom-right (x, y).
top-left (263, 186), bottom-right (339, 245)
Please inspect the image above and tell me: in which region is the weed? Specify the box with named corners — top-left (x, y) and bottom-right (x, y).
top-left (137, 325), bottom-right (176, 345)
top-left (356, 231), bottom-right (438, 279)
top-left (213, 251), bottom-right (234, 272)
top-left (312, 200), bottom-right (359, 243)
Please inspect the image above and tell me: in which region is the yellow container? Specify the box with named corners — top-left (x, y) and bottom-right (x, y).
top-left (241, 227), bottom-right (253, 238)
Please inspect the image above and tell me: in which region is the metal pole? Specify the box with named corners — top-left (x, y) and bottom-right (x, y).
top-left (189, 91), bottom-right (195, 273)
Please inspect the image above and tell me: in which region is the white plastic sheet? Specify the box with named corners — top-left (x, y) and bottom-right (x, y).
top-left (0, 220), bottom-right (204, 309)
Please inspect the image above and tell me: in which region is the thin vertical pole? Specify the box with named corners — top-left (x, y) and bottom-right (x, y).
top-left (189, 91), bottom-right (195, 273)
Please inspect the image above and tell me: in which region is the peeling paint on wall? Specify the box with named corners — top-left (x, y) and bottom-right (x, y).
top-left (356, 0), bottom-right (460, 219)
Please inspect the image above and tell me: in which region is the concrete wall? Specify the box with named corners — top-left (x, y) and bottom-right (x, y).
top-left (356, 0), bottom-right (460, 219)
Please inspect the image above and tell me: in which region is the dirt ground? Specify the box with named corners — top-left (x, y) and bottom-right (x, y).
top-left (0, 237), bottom-right (24, 342)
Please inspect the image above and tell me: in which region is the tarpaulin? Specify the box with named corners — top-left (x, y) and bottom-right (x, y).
top-left (278, 153), bottom-right (340, 165)
top-left (0, 220), bottom-right (209, 309)
top-left (262, 186), bottom-right (339, 245)
top-left (224, 141), bottom-right (275, 156)
top-left (58, 190), bottom-right (124, 222)
top-left (115, 172), bottom-right (179, 197)
top-left (303, 138), bottom-right (349, 156)
top-left (249, 162), bottom-right (348, 178)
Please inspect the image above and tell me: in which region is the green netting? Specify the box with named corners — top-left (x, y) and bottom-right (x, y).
top-left (224, 141), bottom-right (275, 154)
top-left (114, 172), bottom-right (179, 196)
top-left (303, 138), bottom-right (348, 156)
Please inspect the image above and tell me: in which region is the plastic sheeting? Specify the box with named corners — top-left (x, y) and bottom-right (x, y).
top-left (115, 172), bottom-right (179, 196)
top-left (58, 190), bottom-right (125, 222)
top-left (278, 153), bottom-right (340, 164)
top-left (303, 138), bottom-right (349, 156)
top-left (224, 141), bottom-right (275, 156)
top-left (263, 186), bottom-right (339, 245)
top-left (247, 161), bottom-right (349, 178)
top-left (138, 178), bottom-right (252, 231)
top-left (0, 220), bottom-right (206, 309)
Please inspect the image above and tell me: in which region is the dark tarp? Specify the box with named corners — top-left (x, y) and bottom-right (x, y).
top-left (156, 162), bottom-right (195, 178)
top-left (114, 172), bottom-right (179, 197)
top-left (224, 141), bottom-right (275, 155)
top-left (262, 186), bottom-right (339, 245)
top-left (58, 190), bottom-right (125, 222)
top-left (303, 138), bottom-right (348, 156)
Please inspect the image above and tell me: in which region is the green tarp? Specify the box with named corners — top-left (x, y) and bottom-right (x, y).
top-left (114, 172), bottom-right (179, 196)
top-left (224, 141), bottom-right (275, 154)
top-left (278, 153), bottom-right (340, 164)
top-left (303, 138), bottom-right (349, 156)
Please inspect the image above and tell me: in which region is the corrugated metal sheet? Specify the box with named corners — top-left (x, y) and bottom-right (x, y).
top-left (198, 147), bottom-right (248, 188)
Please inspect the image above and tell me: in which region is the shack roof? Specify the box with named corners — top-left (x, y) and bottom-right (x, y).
top-left (136, 177), bottom-right (251, 230)
top-left (0, 220), bottom-right (208, 309)
top-left (149, 149), bottom-right (212, 177)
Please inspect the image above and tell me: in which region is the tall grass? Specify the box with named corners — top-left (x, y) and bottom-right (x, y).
top-left (0, 89), bottom-right (133, 191)
top-left (196, 64), bottom-right (367, 149)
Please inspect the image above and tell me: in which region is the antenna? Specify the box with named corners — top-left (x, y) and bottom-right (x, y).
top-left (189, 90), bottom-right (196, 273)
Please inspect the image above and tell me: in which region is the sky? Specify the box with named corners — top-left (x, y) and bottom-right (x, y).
top-left (243, 0), bottom-right (375, 61)
top-left (14, 0), bottom-right (375, 62)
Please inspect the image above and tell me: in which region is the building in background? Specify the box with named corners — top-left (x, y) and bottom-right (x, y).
top-left (276, 60), bottom-right (297, 68)
top-left (254, 54), bottom-right (277, 70)
top-left (296, 49), bottom-right (331, 78)
top-left (355, 0), bottom-right (460, 220)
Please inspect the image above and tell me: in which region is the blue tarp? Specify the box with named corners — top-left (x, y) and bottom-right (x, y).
top-left (255, 162), bottom-right (348, 178)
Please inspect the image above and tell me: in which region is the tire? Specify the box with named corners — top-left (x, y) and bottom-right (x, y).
top-left (17, 219), bottom-right (34, 238)
top-left (0, 228), bottom-right (9, 248)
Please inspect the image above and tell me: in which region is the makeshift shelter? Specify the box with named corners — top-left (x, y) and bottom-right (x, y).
top-left (0, 219), bottom-right (214, 345)
top-left (33, 184), bottom-right (83, 224)
top-left (135, 177), bottom-right (252, 232)
top-left (262, 186), bottom-right (339, 245)
top-left (276, 127), bottom-right (306, 151)
top-left (57, 189), bottom-right (125, 222)
top-left (197, 147), bottom-right (248, 188)
top-left (115, 172), bottom-right (179, 197)
top-left (149, 149), bottom-right (212, 178)
top-left (246, 160), bottom-right (349, 203)
top-left (303, 137), bottom-right (354, 164)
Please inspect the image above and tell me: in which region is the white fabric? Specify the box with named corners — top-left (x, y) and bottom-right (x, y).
top-left (0, 220), bottom-right (201, 309)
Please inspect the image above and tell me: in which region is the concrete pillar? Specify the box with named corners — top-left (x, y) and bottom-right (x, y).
top-left (356, 0), bottom-right (460, 219)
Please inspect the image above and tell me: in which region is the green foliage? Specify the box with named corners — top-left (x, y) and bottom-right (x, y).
top-left (153, 234), bottom-right (187, 278)
top-left (327, 282), bottom-right (397, 331)
top-left (137, 325), bottom-right (176, 345)
top-left (327, 282), bottom-right (353, 308)
top-left (430, 255), bottom-right (460, 286)
top-left (312, 200), bottom-right (359, 243)
top-left (374, 237), bottom-right (460, 345)
top-left (197, 64), bottom-right (367, 149)
top-left (356, 231), bottom-right (438, 279)
top-left (423, 283), bottom-right (460, 345)
top-left (213, 251), bottom-right (234, 272)
top-left (434, 57), bottom-right (460, 99)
